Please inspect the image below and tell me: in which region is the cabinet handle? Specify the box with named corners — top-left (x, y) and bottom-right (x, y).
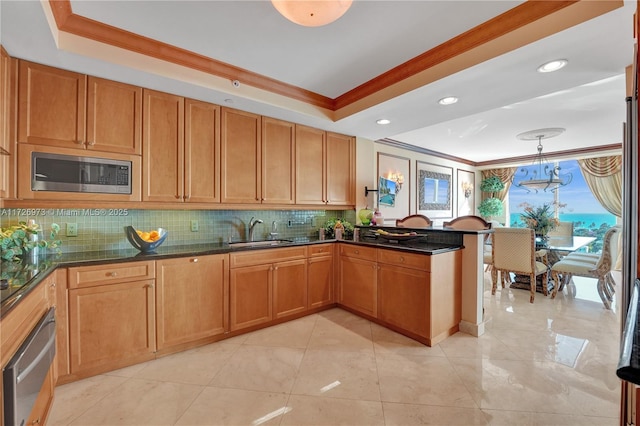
top-left (274, 266), bottom-right (278, 270)
top-left (175, 195), bottom-right (181, 199)
top-left (73, 140), bottom-right (83, 145)
top-left (191, 258), bottom-right (198, 263)
top-left (354, 250), bottom-right (359, 254)
top-left (108, 272), bottom-right (118, 277)
top-left (399, 257), bottom-right (405, 262)
top-left (31, 418), bottom-right (40, 424)
top-left (50, 282), bottom-right (56, 288)
top-left (87, 140), bottom-right (96, 146)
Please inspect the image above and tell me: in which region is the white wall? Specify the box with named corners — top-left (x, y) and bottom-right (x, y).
top-left (356, 138), bottom-right (481, 226)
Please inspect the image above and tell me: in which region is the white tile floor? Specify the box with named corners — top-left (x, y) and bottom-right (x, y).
top-left (48, 273), bottom-right (622, 425)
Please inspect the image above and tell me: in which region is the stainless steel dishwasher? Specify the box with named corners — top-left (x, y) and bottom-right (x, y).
top-left (3, 307), bottom-right (56, 426)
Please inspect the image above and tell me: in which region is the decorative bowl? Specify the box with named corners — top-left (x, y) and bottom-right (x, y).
top-left (125, 226), bottom-right (168, 253)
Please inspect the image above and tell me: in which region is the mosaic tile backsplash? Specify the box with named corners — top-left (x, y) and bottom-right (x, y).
top-left (0, 208), bottom-right (356, 254)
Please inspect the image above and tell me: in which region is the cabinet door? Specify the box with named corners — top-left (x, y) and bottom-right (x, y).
top-left (308, 255), bottom-right (333, 309)
top-left (339, 257), bottom-right (377, 317)
top-left (185, 99), bottom-right (220, 203)
top-left (68, 280), bottom-right (156, 374)
top-left (229, 264), bottom-right (272, 330)
top-left (0, 47), bottom-right (10, 199)
top-left (326, 132), bottom-right (354, 205)
top-left (142, 89), bottom-right (184, 202)
top-left (273, 258), bottom-right (307, 319)
top-left (221, 107), bottom-right (261, 203)
top-left (262, 117), bottom-right (294, 204)
top-left (378, 263), bottom-right (430, 338)
top-left (295, 124), bottom-right (325, 204)
top-left (156, 255), bottom-right (228, 350)
top-left (86, 76), bottom-right (142, 154)
top-left (17, 60), bottom-right (86, 147)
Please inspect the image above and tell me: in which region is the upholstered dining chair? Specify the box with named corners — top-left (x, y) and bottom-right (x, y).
top-left (547, 221), bottom-right (574, 259)
top-left (395, 214), bottom-right (432, 228)
top-left (491, 227), bottom-right (549, 303)
top-left (443, 215), bottom-right (493, 270)
top-left (550, 226), bottom-right (621, 309)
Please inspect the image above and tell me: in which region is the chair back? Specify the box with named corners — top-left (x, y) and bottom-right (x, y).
top-left (492, 227), bottom-right (536, 274)
top-left (395, 214), bottom-right (432, 228)
top-left (596, 226), bottom-right (621, 271)
top-left (443, 215), bottom-right (491, 230)
top-left (548, 221), bottom-right (573, 238)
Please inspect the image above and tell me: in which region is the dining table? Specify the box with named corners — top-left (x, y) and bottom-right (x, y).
top-left (510, 235), bottom-right (597, 294)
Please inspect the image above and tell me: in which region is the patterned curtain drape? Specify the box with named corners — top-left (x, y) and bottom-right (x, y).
top-left (577, 156), bottom-right (622, 218)
top-left (481, 168), bottom-right (517, 201)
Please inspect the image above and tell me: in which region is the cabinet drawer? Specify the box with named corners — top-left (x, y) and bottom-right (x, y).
top-left (230, 246), bottom-right (306, 268)
top-left (377, 249), bottom-right (430, 271)
top-left (308, 244), bottom-right (333, 257)
top-left (339, 244), bottom-right (376, 261)
top-left (68, 261), bottom-right (155, 289)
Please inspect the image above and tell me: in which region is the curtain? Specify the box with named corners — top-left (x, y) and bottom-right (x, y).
top-left (578, 156), bottom-right (622, 218)
top-left (481, 168), bottom-right (516, 201)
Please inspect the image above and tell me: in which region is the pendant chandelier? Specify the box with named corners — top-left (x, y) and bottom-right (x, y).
top-left (513, 128), bottom-right (572, 193)
top-left (271, 0), bottom-right (353, 27)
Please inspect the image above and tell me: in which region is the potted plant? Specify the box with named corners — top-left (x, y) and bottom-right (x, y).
top-left (477, 176), bottom-right (505, 219)
top-left (520, 203), bottom-right (558, 245)
top-left (0, 221), bottom-right (62, 262)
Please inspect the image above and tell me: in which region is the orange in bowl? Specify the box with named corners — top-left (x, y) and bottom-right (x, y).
top-left (126, 226), bottom-right (168, 252)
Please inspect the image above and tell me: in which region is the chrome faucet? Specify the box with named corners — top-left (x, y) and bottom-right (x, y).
top-left (248, 217), bottom-right (263, 241)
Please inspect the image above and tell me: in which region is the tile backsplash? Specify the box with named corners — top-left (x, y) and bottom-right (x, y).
top-left (0, 208), bottom-right (356, 253)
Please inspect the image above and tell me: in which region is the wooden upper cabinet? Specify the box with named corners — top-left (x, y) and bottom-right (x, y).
top-left (221, 107), bottom-right (261, 203)
top-left (262, 117), bottom-right (294, 204)
top-left (0, 47), bottom-right (11, 200)
top-left (142, 89), bottom-right (185, 202)
top-left (326, 132), bottom-right (354, 206)
top-left (185, 99), bottom-right (220, 203)
top-left (17, 60), bottom-right (142, 155)
top-left (295, 124), bottom-right (326, 205)
top-left (86, 76), bottom-right (142, 154)
top-left (296, 127), bottom-right (354, 206)
top-left (17, 60), bottom-right (86, 148)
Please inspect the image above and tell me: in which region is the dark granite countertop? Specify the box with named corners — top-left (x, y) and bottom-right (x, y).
top-left (1, 234), bottom-right (464, 318)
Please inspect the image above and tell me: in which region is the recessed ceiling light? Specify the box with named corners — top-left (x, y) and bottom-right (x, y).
top-left (537, 59), bottom-right (568, 73)
top-left (376, 119), bottom-right (391, 125)
top-left (438, 96), bottom-right (458, 105)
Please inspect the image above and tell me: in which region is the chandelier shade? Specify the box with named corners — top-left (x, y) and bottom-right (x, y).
top-left (513, 128), bottom-right (572, 193)
top-left (271, 0), bottom-right (353, 27)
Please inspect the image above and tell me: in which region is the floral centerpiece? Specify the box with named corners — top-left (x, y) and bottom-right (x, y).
top-left (520, 203), bottom-right (558, 244)
top-left (1, 221), bottom-right (61, 261)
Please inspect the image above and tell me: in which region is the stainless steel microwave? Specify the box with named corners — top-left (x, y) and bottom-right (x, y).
top-left (31, 152), bottom-right (132, 194)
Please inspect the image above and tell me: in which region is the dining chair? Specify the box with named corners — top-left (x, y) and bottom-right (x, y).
top-left (491, 227), bottom-right (549, 303)
top-left (395, 214), bottom-right (432, 228)
top-left (547, 221), bottom-right (574, 259)
top-left (443, 215), bottom-right (493, 270)
top-left (550, 226), bottom-right (621, 309)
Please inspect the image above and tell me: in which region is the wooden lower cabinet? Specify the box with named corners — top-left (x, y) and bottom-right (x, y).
top-left (155, 254), bottom-right (228, 352)
top-left (273, 258), bottom-right (307, 318)
top-left (68, 279), bottom-right (156, 376)
top-left (377, 262), bottom-right (430, 339)
top-left (338, 244), bottom-right (461, 346)
top-left (230, 263), bottom-right (273, 330)
top-left (339, 245), bottom-right (378, 317)
top-left (308, 244), bottom-right (334, 309)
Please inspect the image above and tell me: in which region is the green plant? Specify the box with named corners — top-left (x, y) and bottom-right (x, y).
top-left (1, 221), bottom-right (61, 261)
top-left (480, 176), bottom-right (505, 193)
top-left (323, 218), bottom-right (354, 239)
top-left (478, 198), bottom-right (503, 218)
top-left (520, 203), bottom-right (558, 236)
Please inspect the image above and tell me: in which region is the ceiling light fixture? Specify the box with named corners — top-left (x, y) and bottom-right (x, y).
top-left (271, 0), bottom-right (353, 27)
top-left (537, 59), bottom-right (568, 73)
top-left (376, 119), bottom-right (391, 125)
top-left (513, 128), bottom-right (572, 193)
top-left (438, 96), bottom-right (458, 105)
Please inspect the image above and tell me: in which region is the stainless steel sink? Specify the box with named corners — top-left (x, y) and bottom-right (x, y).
top-left (229, 239), bottom-right (293, 248)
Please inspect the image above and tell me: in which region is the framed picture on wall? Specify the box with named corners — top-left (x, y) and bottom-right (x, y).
top-left (457, 169), bottom-right (475, 216)
top-left (376, 153), bottom-right (410, 220)
top-left (417, 161), bottom-right (453, 218)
